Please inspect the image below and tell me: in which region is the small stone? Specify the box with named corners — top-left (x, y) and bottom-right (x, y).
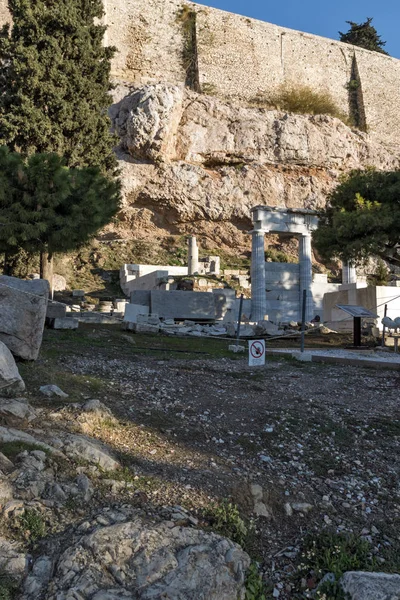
top-left (284, 503), bottom-right (293, 517)
top-left (291, 502), bottom-right (313, 513)
top-left (39, 385), bottom-right (68, 398)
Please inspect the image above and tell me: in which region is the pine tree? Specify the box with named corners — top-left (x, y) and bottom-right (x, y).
top-left (339, 18), bottom-right (389, 55)
top-left (0, 0), bottom-right (118, 173)
top-left (0, 147), bottom-right (121, 277)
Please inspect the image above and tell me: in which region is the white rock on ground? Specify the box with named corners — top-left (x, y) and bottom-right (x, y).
top-left (340, 571), bottom-right (400, 600)
top-left (39, 385), bottom-right (69, 398)
top-left (61, 434), bottom-right (120, 470)
top-left (0, 341), bottom-right (25, 397)
top-left (0, 276), bottom-right (49, 360)
top-left (27, 516), bottom-right (250, 600)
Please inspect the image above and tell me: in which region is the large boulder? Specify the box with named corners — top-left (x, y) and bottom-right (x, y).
top-left (0, 341), bottom-right (25, 397)
top-left (0, 276), bottom-right (49, 360)
top-left (29, 517), bottom-right (250, 599)
top-left (340, 571), bottom-right (400, 600)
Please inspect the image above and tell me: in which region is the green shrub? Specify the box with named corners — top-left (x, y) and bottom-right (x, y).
top-left (295, 532), bottom-right (376, 598)
top-left (208, 499), bottom-right (248, 547)
top-left (0, 575), bottom-right (18, 600)
top-left (252, 85), bottom-right (348, 123)
top-left (18, 509), bottom-right (47, 543)
top-left (245, 562), bottom-right (268, 600)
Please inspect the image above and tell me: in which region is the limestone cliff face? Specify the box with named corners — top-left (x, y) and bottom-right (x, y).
top-left (110, 84), bottom-right (399, 254)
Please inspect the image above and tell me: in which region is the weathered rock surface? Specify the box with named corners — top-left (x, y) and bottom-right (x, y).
top-left (0, 398), bottom-right (36, 425)
top-left (61, 434), bottom-right (121, 470)
top-left (0, 341), bottom-right (25, 397)
top-left (340, 571), bottom-right (400, 600)
top-left (39, 385), bottom-right (68, 399)
top-left (32, 516), bottom-right (250, 600)
top-left (0, 538), bottom-right (30, 583)
top-left (0, 276), bottom-right (49, 360)
top-left (111, 84), bottom-right (400, 251)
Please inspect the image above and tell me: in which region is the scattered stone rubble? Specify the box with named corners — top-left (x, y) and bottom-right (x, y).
top-left (123, 313), bottom-right (333, 339)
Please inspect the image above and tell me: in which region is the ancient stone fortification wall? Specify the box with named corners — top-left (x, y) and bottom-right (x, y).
top-left (1, 0), bottom-right (399, 145)
top-left (104, 0), bottom-right (400, 147)
top-left (104, 0), bottom-right (400, 146)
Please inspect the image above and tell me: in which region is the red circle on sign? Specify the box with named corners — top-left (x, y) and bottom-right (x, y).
top-left (250, 341), bottom-right (265, 359)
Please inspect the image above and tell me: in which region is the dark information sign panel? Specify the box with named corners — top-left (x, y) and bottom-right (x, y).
top-left (336, 305), bottom-right (378, 347)
top-left (336, 305), bottom-right (378, 318)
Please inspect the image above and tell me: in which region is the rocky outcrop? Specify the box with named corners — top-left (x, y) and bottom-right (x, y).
top-left (0, 276), bottom-right (49, 360)
top-left (31, 516), bottom-right (250, 600)
top-left (110, 84), bottom-right (400, 253)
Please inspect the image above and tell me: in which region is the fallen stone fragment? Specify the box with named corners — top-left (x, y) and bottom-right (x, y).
top-left (0, 341), bottom-right (25, 397)
top-left (39, 385), bottom-right (69, 398)
top-left (51, 317), bottom-right (79, 330)
top-left (0, 276), bottom-right (49, 360)
top-left (340, 571), bottom-right (400, 600)
top-left (0, 399), bottom-right (36, 424)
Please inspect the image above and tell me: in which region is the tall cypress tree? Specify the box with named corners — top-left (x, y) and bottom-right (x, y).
top-left (0, 0), bottom-right (117, 173)
top-left (339, 18), bottom-right (389, 55)
top-left (0, 0), bottom-right (120, 281)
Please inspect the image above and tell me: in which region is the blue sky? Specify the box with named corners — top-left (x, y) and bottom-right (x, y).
top-left (195, 0), bottom-right (399, 58)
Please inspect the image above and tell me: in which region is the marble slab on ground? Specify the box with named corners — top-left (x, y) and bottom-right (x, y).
top-left (124, 304), bottom-right (150, 324)
top-left (151, 291), bottom-right (216, 320)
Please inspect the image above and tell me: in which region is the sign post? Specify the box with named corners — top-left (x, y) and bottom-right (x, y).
top-left (249, 339), bottom-right (266, 367)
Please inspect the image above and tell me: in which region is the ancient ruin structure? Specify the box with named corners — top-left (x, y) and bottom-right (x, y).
top-left (250, 206), bottom-right (319, 322)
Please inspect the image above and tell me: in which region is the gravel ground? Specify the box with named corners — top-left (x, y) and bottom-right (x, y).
top-left (20, 327), bottom-right (400, 597)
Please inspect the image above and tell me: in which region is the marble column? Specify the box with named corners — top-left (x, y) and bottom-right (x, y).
top-left (251, 230), bottom-right (266, 322)
top-left (188, 236), bottom-right (199, 275)
top-left (342, 261), bottom-right (357, 284)
top-left (299, 233), bottom-right (313, 322)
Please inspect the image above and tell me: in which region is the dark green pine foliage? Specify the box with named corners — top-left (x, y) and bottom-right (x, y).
top-left (0, 0), bottom-right (118, 173)
top-left (339, 18), bottom-right (389, 55)
top-left (313, 169), bottom-right (400, 268)
top-left (0, 147), bottom-right (121, 256)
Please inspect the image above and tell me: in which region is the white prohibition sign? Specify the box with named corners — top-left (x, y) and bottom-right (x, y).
top-left (248, 339), bottom-right (266, 366)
